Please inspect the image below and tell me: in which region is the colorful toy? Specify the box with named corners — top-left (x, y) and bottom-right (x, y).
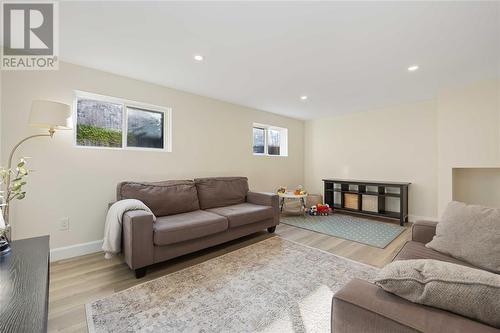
top-left (306, 203), bottom-right (330, 216)
top-left (293, 185), bottom-right (307, 196)
top-left (278, 186), bottom-right (307, 196)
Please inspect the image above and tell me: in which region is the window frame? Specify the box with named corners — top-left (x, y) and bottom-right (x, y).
top-left (252, 126), bottom-right (266, 155)
top-left (73, 91), bottom-right (172, 152)
top-left (252, 123), bottom-right (288, 157)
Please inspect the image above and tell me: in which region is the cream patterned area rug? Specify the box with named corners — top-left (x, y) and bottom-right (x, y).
top-left (86, 237), bottom-right (377, 333)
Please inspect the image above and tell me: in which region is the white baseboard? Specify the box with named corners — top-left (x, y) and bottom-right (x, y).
top-left (50, 239), bottom-right (103, 262)
top-left (408, 215), bottom-right (438, 223)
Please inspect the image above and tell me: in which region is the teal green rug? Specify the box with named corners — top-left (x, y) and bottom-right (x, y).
top-left (281, 214), bottom-right (406, 248)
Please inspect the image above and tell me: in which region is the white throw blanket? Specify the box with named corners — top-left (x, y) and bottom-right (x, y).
top-left (102, 199), bottom-right (156, 259)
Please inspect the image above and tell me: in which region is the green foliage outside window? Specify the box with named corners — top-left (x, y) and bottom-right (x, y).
top-left (76, 124), bottom-right (122, 147)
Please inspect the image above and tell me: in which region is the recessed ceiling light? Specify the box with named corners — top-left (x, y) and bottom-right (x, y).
top-left (193, 54), bottom-right (204, 62)
top-left (407, 65), bottom-right (419, 72)
top-left (300, 95), bottom-right (308, 101)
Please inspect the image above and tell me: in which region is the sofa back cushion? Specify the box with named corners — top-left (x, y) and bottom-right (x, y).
top-left (117, 180), bottom-right (200, 217)
top-left (426, 201), bottom-right (500, 273)
top-left (194, 177), bottom-right (249, 209)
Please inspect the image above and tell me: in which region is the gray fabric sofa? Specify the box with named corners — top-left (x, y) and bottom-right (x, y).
top-left (332, 220), bottom-right (500, 333)
top-left (117, 177), bottom-right (279, 278)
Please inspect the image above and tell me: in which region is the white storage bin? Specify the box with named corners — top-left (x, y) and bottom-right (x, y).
top-left (362, 195), bottom-right (378, 212)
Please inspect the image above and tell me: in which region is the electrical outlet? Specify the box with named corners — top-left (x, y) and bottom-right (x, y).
top-left (59, 217), bottom-right (69, 231)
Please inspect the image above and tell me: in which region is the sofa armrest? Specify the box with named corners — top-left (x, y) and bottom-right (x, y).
top-left (247, 191), bottom-right (280, 225)
top-left (332, 278), bottom-right (497, 333)
top-left (122, 210), bottom-right (154, 270)
top-left (411, 220), bottom-right (438, 244)
top-left (332, 279), bottom-right (419, 333)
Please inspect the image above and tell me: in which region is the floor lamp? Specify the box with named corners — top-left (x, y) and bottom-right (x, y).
top-left (0, 100), bottom-right (71, 256)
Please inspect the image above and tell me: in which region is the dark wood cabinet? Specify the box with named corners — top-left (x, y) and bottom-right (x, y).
top-left (323, 179), bottom-right (410, 225)
top-left (0, 236), bottom-right (50, 333)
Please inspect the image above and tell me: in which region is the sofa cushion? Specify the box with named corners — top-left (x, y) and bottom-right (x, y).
top-left (375, 259), bottom-right (500, 328)
top-left (207, 203), bottom-right (274, 228)
top-left (194, 177), bottom-right (249, 209)
top-left (117, 180), bottom-right (200, 217)
top-left (153, 210), bottom-right (228, 246)
top-left (333, 279), bottom-right (499, 333)
top-left (394, 241), bottom-right (476, 268)
top-left (426, 201), bottom-right (500, 273)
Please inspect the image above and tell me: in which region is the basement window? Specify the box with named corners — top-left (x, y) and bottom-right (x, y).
top-left (74, 91), bottom-right (171, 151)
top-left (253, 123), bottom-right (288, 156)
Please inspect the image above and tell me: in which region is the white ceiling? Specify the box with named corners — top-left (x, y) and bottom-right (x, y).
top-left (60, 1), bottom-right (500, 120)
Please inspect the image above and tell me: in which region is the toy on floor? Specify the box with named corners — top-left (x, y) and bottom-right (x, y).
top-left (306, 203), bottom-right (331, 216)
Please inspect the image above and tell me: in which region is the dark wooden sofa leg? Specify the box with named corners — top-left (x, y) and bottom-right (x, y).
top-left (267, 226), bottom-right (276, 233)
top-left (135, 267), bottom-right (147, 279)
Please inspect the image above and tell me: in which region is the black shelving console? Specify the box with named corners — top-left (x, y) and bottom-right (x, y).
top-left (323, 179), bottom-right (410, 226)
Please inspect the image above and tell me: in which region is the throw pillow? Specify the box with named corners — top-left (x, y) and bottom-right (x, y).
top-left (375, 259), bottom-right (500, 328)
top-left (426, 201), bottom-right (500, 273)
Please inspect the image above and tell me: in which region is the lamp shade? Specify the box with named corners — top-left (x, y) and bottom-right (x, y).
top-left (29, 100), bottom-right (72, 130)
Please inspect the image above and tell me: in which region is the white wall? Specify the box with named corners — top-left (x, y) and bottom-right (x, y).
top-left (304, 79), bottom-right (500, 221)
top-left (2, 60), bottom-right (498, 253)
top-left (1, 62), bottom-right (304, 249)
top-left (304, 101), bottom-right (438, 220)
top-left (453, 168), bottom-right (500, 208)
top-left (437, 79), bottom-right (500, 214)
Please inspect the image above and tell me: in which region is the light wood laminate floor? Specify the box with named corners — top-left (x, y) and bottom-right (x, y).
top-left (47, 218), bottom-right (411, 332)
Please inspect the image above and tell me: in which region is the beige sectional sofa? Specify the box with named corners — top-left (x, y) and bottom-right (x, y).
top-left (331, 220), bottom-right (500, 333)
top-left (117, 177), bottom-right (279, 278)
